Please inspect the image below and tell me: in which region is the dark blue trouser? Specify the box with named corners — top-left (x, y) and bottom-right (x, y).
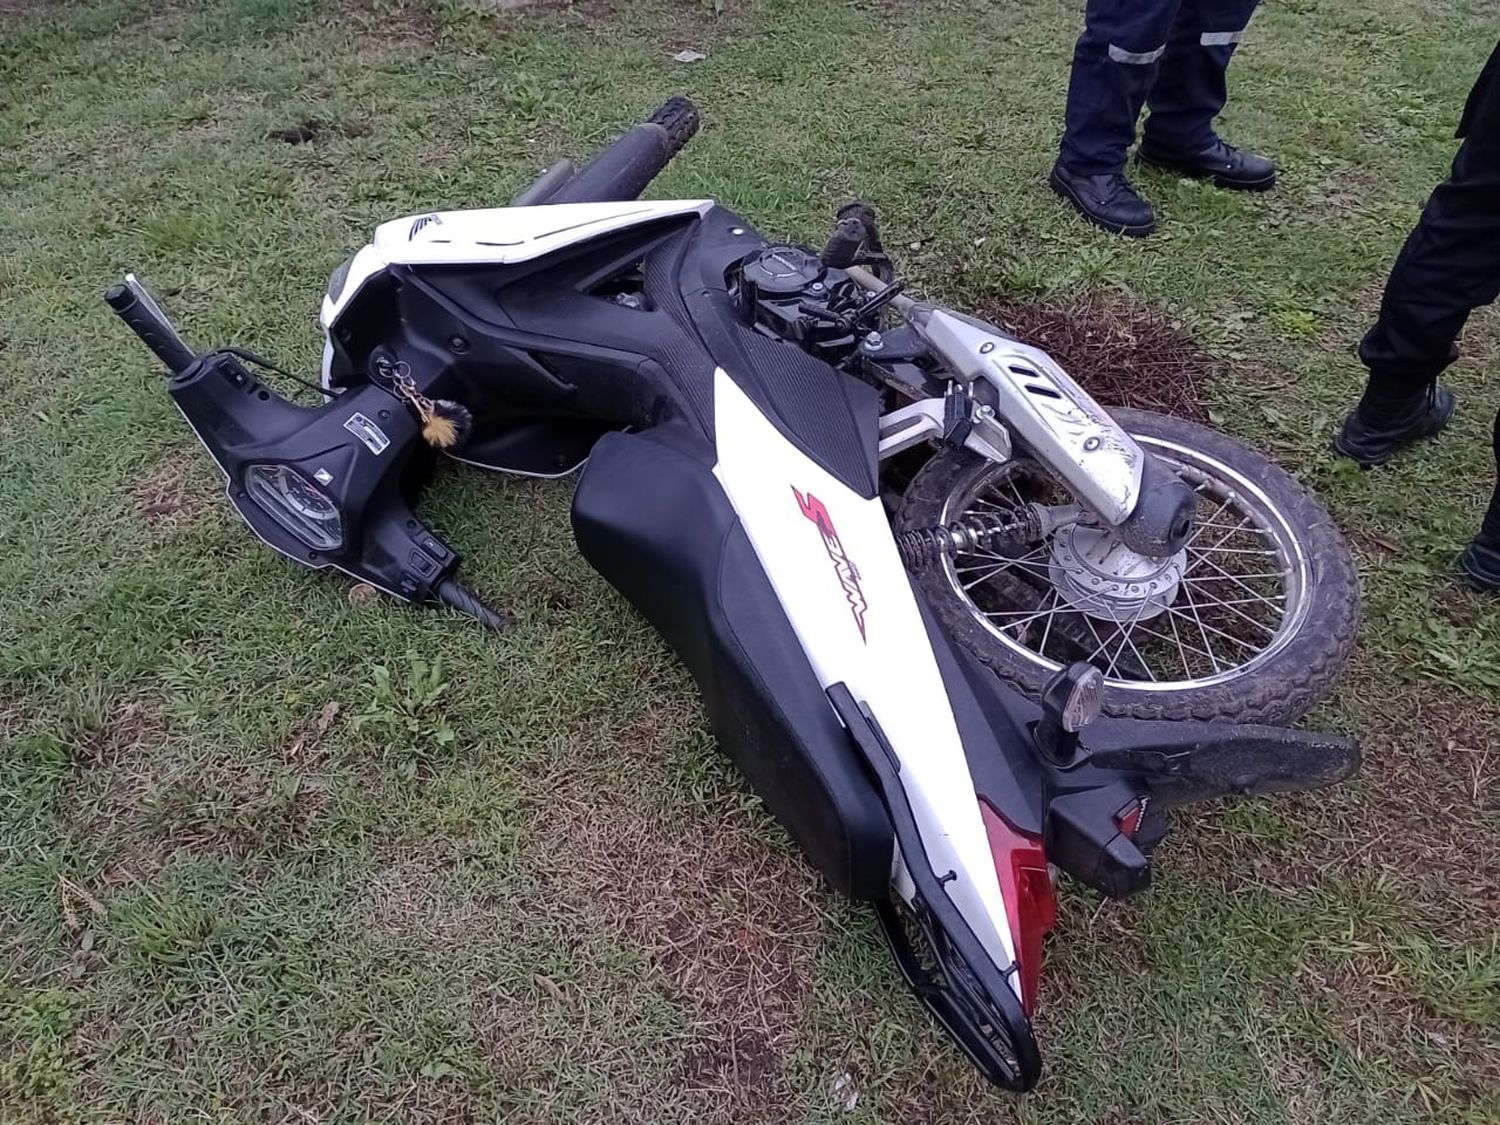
top-left (1357, 42), bottom-right (1500, 542)
top-left (1058, 0), bottom-right (1262, 176)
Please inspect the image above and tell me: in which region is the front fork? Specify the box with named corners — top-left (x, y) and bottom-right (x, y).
top-left (856, 268), bottom-right (1196, 559)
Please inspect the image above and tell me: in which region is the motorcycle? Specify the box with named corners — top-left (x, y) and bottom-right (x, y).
top-left (106, 98), bottom-right (1359, 1091)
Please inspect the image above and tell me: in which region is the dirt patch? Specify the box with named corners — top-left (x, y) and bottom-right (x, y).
top-left (539, 0), bottom-right (749, 53)
top-left (63, 696), bottom-right (332, 877)
top-left (537, 776), bottom-right (825, 1023)
top-left (129, 454), bottom-right (214, 534)
top-left (70, 695), bottom-right (169, 771)
top-left (679, 1027), bottom-right (779, 1089)
top-left (1293, 953), bottom-right (1500, 1104)
top-left (332, 0), bottom-right (444, 53)
top-left (501, 772), bottom-right (829, 1118)
top-left (513, 571), bottom-right (580, 614)
top-left (265, 116), bottom-right (374, 145)
top-left (976, 291), bottom-right (1213, 422)
top-left (141, 774), bottom-right (331, 859)
top-left (0, 0), bottom-right (62, 16)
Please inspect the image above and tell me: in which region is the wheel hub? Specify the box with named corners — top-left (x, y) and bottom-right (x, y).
top-left (1047, 524), bottom-right (1186, 622)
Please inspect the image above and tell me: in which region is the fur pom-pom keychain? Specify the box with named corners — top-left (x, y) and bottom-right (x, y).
top-left (376, 358), bottom-right (474, 451)
top-left (413, 395), bottom-right (473, 450)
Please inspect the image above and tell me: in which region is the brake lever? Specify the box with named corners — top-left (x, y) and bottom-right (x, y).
top-left (846, 278), bottom-right (905, 322)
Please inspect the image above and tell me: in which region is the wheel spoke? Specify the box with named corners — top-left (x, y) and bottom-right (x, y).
top-left (959, 555), bottom-right (1053, 589)
top-left (1180, 571), bottom-right (1287, 585)
top-left (1159, 611), bottom-right (1204, 677)
top-left (960, 560), bottom-right (1016, 590)
top-left (959, 544), bottom-right (1049, 566)
top-left (1104, 595), bottom-right (1157, 679)
top-left (1119, 624), bottom-right (1159, 682)
top-left (1164, 603), bottom-right (1263, 653)
top-left (1036, 588), bottom-right (1060, 657)
top-left (930, 440), bottom-right (1307, 694)
top-left (1184, 499), bottom-right (1234, 547)
top-left (1189, 544), bottom-right (1281, 557)
top-left (1183, 551), bottom-right (1290, 605)
top-left (982, 588), bottom-right (1098, 631)
top-left (1191, 514), bottom-right (1253, 555)
top-left (1170, 591), bottom-right (1284, 608)
top-left (1178, 583), bottom-right (1280, 636)
top-left (1175, 577), bottom-right (1226, 673)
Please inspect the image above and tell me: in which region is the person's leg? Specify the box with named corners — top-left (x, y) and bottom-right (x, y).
top-left (1141, 0), bottom-right (1259, 152)
top-left (1457, 408), bottom-right (1500, 588)
top-left (1057, 0), bottom-right (1183, 176)
top-left (1335, 50), bottom-right (1500, 467)
top-left (1052, 0), bottom-right (1182, 236)
top-left (1136, 0), bottom-right (1274, 189)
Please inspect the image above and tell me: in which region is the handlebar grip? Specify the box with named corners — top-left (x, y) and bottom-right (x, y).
top-left (821, 216), bottom-right (866, 268)
top-left (646, 95), bottom-right (700, 161)
top-left (434, 577), bottom-right (508, 632)
top-left (547, 97), bottom-right (700, 205)
top-left (105, 277), bottom-right (198, 375)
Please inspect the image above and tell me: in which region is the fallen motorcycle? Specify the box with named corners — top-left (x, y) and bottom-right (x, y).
top-left (107, 98), bottom-right (1359, 1090)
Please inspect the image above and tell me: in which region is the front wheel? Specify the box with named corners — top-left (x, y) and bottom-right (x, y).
top-left (896, 409), bottom-right (1360, 724)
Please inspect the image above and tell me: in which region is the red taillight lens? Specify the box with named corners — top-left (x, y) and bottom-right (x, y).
top-left (980, 801), bottom-right (1056, 1014)
top-left (1114, 795), bottom-right (1149, 839)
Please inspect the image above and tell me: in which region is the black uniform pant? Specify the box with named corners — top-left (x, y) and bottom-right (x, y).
top-left (1358, 42), bottom-right (1500, 543)
top-left (1058, 0), bottom-right (1261, 177)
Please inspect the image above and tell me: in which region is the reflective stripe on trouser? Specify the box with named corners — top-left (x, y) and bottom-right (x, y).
top-left (1108, 43), bottom-right (1166, 65)
top-left (1058, 0), bottom-right (1261, 176)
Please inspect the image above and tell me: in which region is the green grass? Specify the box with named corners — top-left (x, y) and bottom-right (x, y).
top-left (3, 0), bottom-right (1499, 1121)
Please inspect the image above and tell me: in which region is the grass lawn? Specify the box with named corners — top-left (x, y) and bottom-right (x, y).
top-left (3, 0), bottom-right (1499, 1121)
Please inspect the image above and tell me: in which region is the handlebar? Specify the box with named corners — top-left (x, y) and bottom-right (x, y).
top-left (435, 577), bottom-right (508, 631)
top-left (105, 274), bottom-right (198, 375)
top-left (534, 97), bottom-right (700, 206)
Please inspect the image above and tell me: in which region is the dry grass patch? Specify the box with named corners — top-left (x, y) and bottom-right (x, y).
top-left (979, 292), bottom-right (1213, 422)
top-left (356, 852), bottom-right (502, 948)
top-left (1174, 701), bottom-right (1500, 945)
top-left (517, 771), bottom-right (834, 1119)
top-left (62, 696), bottom-right (331, 880)
top-left (128, 454), bottom-right (215, 535)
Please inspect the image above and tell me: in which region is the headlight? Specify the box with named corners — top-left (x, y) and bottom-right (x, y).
top-left (245, 464), bottom-right (344, 550)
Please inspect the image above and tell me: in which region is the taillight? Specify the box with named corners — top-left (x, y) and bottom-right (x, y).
top-left (980, 801), bottom-right (1056, 1014)
top-left (1114, 795), bottom-right (1149, 840)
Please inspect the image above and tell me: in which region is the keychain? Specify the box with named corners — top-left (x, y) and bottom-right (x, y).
top-left (375, 356), bottom-right (473, 450)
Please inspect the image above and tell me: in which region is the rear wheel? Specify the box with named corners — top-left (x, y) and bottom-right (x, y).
top-left (896, 409), bottom-right (1359, 724)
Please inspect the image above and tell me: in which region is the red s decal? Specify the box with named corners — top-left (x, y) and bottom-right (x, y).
top-left (793, 487), bottom-right (870, 642)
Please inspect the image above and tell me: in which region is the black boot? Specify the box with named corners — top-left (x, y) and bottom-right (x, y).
top-left (1459, 421), bottom-right (1500, 591)
top-left (1457, 538), bottom-right (1500, 592)
top-left (1137, 136), bottom-right (1277, 191)
top-left (1049, 164), bottom-right (1156, 237)
top-left (1332, 382), bottom-right (1457, 468)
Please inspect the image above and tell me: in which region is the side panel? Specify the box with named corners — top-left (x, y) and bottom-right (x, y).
top-left (321, 199), bottom-right (714, 335)
top-left (570, 424), bottom-right (894, 900)
top-left (709, 369), bottom-right (1019, 983)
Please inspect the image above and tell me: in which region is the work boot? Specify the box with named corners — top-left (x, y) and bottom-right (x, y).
top-left (1457, 537), bottom-right (1500, 592)
top-left (1049, 164), bottom-right (1156, 237)
top-left (1332, 383), bottom-right (1457, 468)
top-left (1137, 136), bottom-right (1277, 191)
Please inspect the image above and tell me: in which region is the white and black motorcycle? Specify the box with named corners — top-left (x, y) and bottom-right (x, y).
top-left (107, 98), bottom-right (1359, 1090)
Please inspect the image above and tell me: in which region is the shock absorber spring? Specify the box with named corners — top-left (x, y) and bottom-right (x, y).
top-left (896, 506), bottom-right (1045, 569)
